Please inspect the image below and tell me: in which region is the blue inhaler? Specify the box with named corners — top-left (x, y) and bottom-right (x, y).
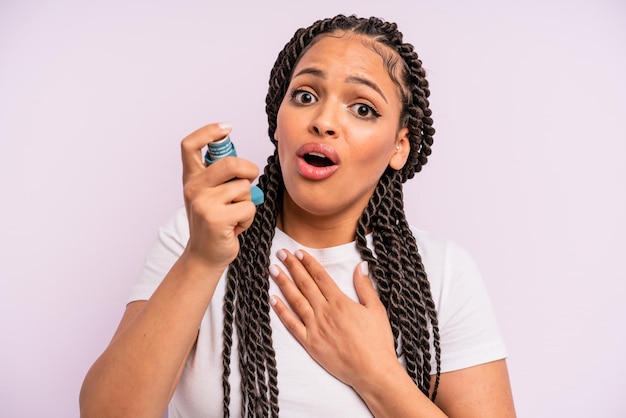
top-left (204, 135), bottom-right (265, 205)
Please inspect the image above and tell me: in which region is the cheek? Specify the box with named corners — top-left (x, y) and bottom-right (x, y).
top-left (348, 145), bottom-right (392, 187)
top-left (354, 135), bottom-right (396, 167)
top-left (276, 139), bottom-right (288, 166)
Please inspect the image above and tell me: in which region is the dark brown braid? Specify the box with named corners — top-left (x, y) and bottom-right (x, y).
top-left (355, 169), bottom-right (441, 399)
top-left (222, 14), bottom-right (439, 417)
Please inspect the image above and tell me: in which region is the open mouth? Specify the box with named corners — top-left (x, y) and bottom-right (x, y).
top-left (304, 152), bottom-right (334, 167)
top-left (296, 143), bottom-right (340, 180)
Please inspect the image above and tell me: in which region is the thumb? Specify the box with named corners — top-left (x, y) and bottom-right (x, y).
top-left (353, 261), bottom-right (378, 306)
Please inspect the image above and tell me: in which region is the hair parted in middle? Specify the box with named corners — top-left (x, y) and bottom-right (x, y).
top-left (221, 14), bottom-right (440, 418)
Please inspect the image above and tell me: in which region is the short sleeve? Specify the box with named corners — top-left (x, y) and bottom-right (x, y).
top-left (414, 229), bottom-right (508, 373)
top-left (128, 206), bottom-right (189, 303)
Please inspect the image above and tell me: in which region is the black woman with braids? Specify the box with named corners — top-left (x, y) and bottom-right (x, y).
top-left (81, 14), bottom-right (515, 418)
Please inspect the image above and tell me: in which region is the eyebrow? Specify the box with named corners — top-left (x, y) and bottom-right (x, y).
top-left (292, 67), bottom-right (388, 104)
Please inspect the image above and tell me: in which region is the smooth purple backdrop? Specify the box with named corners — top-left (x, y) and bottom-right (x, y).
top-left (1, 0), bottom-right (625, 417)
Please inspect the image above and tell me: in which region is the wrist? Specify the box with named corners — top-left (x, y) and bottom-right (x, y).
top-left (176, 248), bottom-right (230, 282)
top-left (352, 359), bottom-right (407, 399)
top-left (354, 361), bottom-right (445, 418)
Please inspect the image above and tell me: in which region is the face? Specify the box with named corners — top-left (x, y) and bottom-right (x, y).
top-left (274, 33), bottom-right (410, 222)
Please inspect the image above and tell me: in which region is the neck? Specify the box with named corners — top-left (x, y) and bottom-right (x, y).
top-left (277, 195), bottom-right (363, 249)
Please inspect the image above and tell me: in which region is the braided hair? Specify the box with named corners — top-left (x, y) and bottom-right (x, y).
top-left (221, 14), bottom-right (439, 417)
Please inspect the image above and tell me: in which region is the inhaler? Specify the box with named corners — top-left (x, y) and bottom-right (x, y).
top-left (204, 135), bottom-right (264, 205)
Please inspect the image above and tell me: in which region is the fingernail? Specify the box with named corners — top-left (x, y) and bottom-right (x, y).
top-left (277, 249), bottom-right (287, 261)
top-left (269, 295), bottom-right (277, 306)
top-left (269, 264), bottom-right (280, 278)
top-left (294, 250), bottom-right (304, 261)
top-left (218, 122), bottom-right (232, 130)
top-left (359, 261), bottom-right (369, 276)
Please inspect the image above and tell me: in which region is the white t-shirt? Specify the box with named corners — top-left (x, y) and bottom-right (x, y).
top-left (130, 207), bottom-right (507, 417)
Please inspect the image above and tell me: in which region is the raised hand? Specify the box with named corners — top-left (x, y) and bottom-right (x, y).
top-left (180, 122), bottom-right (259, 268)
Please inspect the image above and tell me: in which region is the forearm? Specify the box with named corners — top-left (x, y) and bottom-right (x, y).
top-left (79, 252), bottom-right (225, 418)
top-left (355, 363), bottom-right (447, 418)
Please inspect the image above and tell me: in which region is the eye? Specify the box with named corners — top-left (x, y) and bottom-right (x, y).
top-left (290, 89), bottom-right (317, 105)
top-left (350, 103), bottom-right (381, 119)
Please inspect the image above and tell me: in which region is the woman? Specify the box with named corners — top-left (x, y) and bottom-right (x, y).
top-left (80, 14), bottom-right (516, 417)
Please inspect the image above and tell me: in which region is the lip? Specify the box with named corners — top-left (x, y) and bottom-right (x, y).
top-left (295, 142), bottom-right (340, 180)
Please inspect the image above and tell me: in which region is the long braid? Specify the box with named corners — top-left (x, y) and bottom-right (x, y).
top-left (392, 183), bottom-right (442, 399)
top-left (222, 14), bottom-right (439, 416)
top-left (222, 151), bottom-right (283, 417)
top-left (355, 170), bottom-right (441, 398)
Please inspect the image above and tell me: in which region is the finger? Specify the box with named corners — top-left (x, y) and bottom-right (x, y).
top-left (269, 263), bottom-right (316, 323)
top-left (231, 200), bottom-right (257, 235)
top-left (291, 249), bottom-right (342, 301)
top-left (353, 261), bottom-right (380, 306)
top-left (227, 178), bottom-right (261, 204)
top-left (203, 157), bottom-right (261, 187)
top-left (277, 249), bottom-right (328, 306)
top-left (199, 176), bottom-right (258, 205)
top-left (206, 197), bottom-right (256, 236)
top-left (269, 294), bottom-right (307, 343)
top-left (181, 122), bottom-right (232, 183)
top-left (182, 167), bottom-right (252, 219)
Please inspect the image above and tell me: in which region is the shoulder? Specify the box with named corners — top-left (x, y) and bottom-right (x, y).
top-left (409, 226), bottom-right (479, 283)
top-left (410, 226), bottom-right (508, 372)
top-left (409, 225), bottom-right (486, 301)
top-left (127, 207), bottom-right (189, 303)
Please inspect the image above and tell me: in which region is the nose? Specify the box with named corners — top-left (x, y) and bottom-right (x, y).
top-left (310, 101), bottom-right (339, 138)
top-left (313, 125), bottom-right (336, 136)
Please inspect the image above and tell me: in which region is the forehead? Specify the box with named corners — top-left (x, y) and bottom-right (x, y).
top-left (293, 33), bottom-right (396, 81)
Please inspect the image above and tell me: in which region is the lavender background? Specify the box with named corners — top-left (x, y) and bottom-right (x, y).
top-left (1, 0), bottom-right (625, 416)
